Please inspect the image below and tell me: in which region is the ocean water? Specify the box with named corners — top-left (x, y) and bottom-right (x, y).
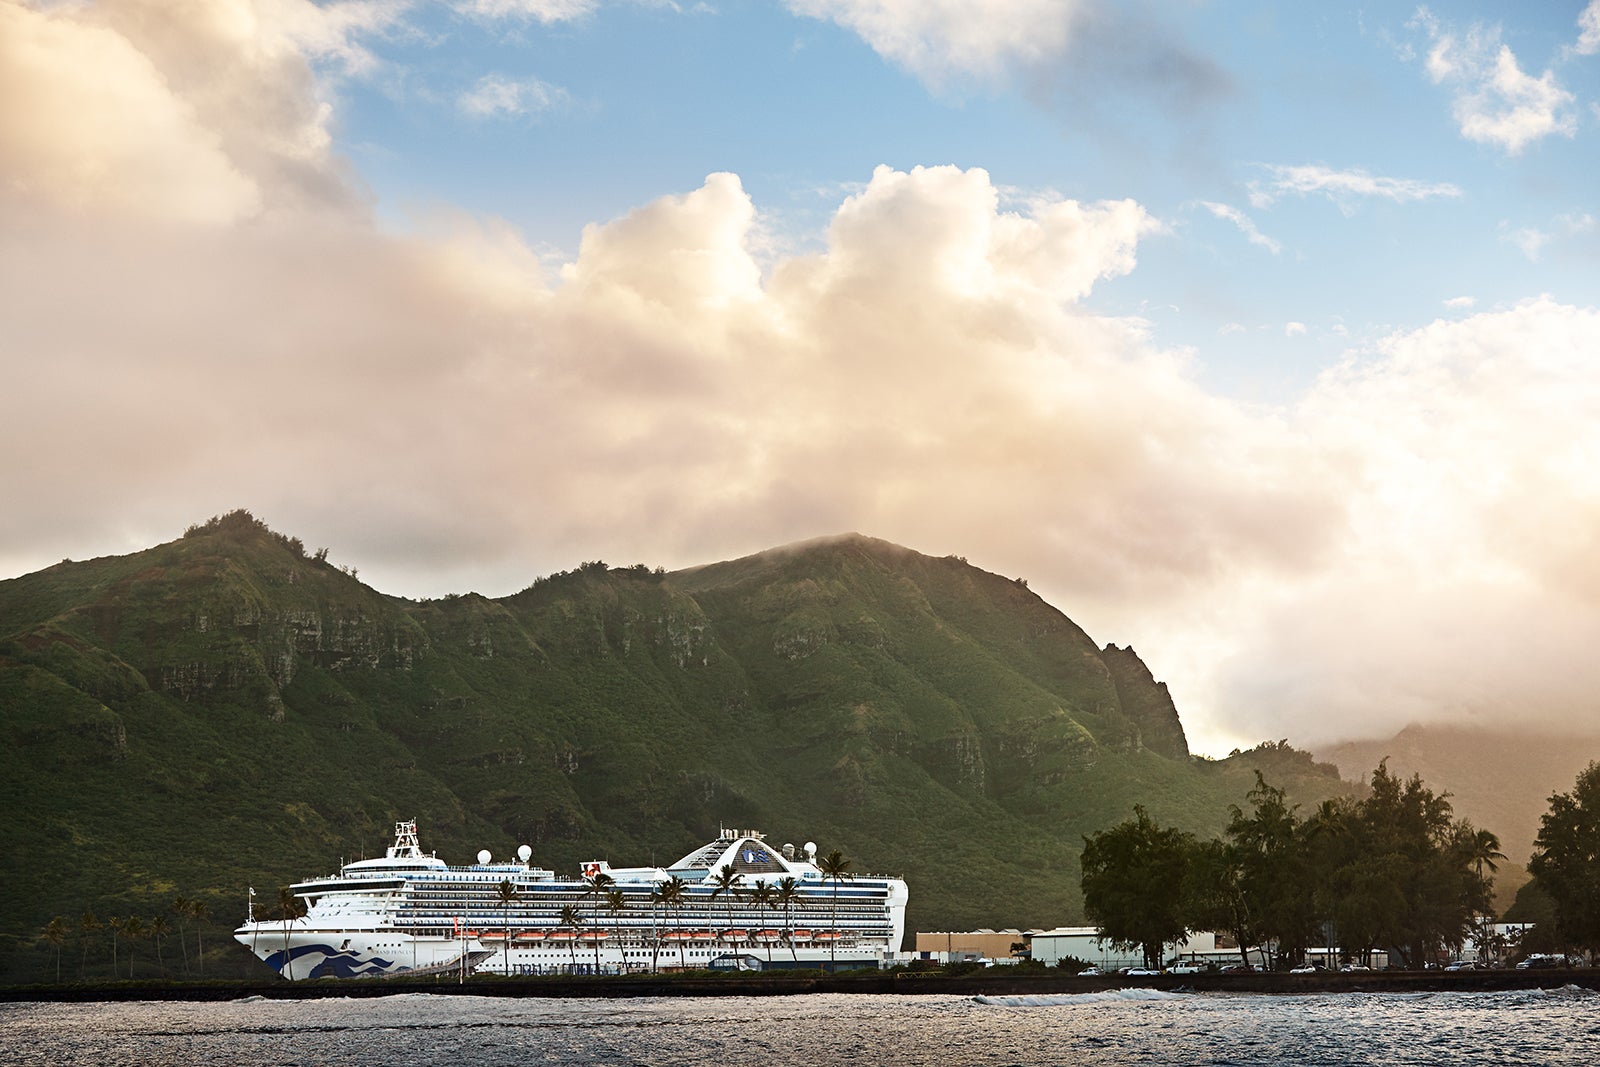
top-left (2, 987), bottom-right (1598, 1067)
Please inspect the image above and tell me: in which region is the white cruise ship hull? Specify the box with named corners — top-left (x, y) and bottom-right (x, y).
top-left (235, 822), bottom-right (909, 980)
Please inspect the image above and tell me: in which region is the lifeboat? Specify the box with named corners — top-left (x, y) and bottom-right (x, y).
top-left (790, 929), bottom-right (812, 942)
top-left (578, 930), bottom-right (610, 943)
top-left (754, 930), bottom-right (781, 942)
top-left (514, 930), bottom-right (547, 943)
top-left (661, 931), bottom-right (692, 943)
top-left (690, 930), bottom-right (714, 941)
top-left (546, 930), bottom-right (577, 942)
top-left (722, 929), bottom-right (748, 942)
top-left (813, 931), bottom-right (843, 942)
top-left (477, 930), bottom-right (510, 943)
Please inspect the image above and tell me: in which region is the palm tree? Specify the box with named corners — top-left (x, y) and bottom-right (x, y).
top-left (123, 916), bottom-right (146, 979)
top-left (150, 915), bottom-right (170, 977)
top-left (77, 911), bottom-right (99, 980)
top-left (187, 897), bottom-right (210, 976)
top-left (106, 915), bottom-right (121, 978)
top-left (40, 917), bottom-right (68, 983)
top-left (817, 849), bottom-right (853, 969)
top-left (774, 876), bottom-right (800, 963)
top-left (278, 887), bottom-right (305, 980)
top-left (604, 889), bottom-right (629, 970)
top-left (583, 872), bottom-right (615, 974)
top-left (657, 877), bottom-right (687, 969)
top-left (747, 882), bottom-right (777, 965)
top-left (557, 904), bottom-right (583, 971)
top-left (495, 879), bottom-right (518, 976)
top-left (172, 895), bottom-right (192, 976)
top-left (709, 865), bottom-right (745, 954)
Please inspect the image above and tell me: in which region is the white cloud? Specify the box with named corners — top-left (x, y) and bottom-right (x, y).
top-left (1412, 9), bottom-right (1577, 154)
top-left (1443, 295), bottom-right (1476, 309)
top-left (785, 0), bottom-right (1079, 82)
top-left (458, 73), bottom-right (570, 117)
top-left (455, 0), bottom-right (597, 21)
top-left (1284, 321), bottom-right (1307, 337)
top-left (1199, 201), bottom-right (1281, 255)
top-left (1576, 1), bottom-right (1600, 56)
top-left (1501, 212), bottom-right (1596, 262)
top-left (1248, 164), bottom-right (1462, 212)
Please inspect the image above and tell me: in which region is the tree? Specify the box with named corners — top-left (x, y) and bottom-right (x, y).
top-left (40, 917), bottom-right (68, 983)
top-left (656, 878), bottom-right (687, 969)
top-left (278, 887), bottom-right (306, 979)
top-left (1182, 838), bottom-right (1256, 969)
top-left (1529, 761), bottom-right (1600, 962)
top-left (817, 850), bottom-right (853, 968)
top-left (122, 916), bottom-right (146, 979)
top-left (149, 915), bottom-right (170, 977)
top-left (1080, 806), bottom-right (1195, 969)
top-left (1227, 774), bottom-right (1316, 969)
top-left (604, 889), bottom-right (629, 968)
top-left (748, 881), bottom-right (777, 964)
top-left (709, 865), bottom-right (745, 950)
top-left (774, 876), bottom-right (800, 963)
top-left (558, 904), bottom-right (583, 971)
top-left (495, 879), bottom-right (518, 976)
top-left (185, 897), bottom-right (211, 976)
top-left (172, 895), bottom-right (193, 976)
top-left (77, 911), bottom-right (100, 980)
top-left (583, 871), bottom-right (615, 974)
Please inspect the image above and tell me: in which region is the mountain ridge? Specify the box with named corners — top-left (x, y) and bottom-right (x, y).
top-left (0, 511), bottom-right (1346, 982)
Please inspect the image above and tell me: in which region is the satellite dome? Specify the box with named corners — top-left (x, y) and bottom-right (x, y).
top-left (477, 849), bottom-right (492, 865)
top-left (804, 841), bottom-right (817, 857)
top-left (517, 844), bottom-right (533, 862)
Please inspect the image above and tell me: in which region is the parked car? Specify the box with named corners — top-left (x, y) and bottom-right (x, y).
top-left (1220, 964), bottom-right (1255, 974)
top-left (1167, 962), bottom-right (1205, 975)
top-left (1443, 960), bottom-right (1474, 971)
top-left (1078, 967), bottom-right (1103, 977)
top-left (1124, 967), bottom-right (1161, 976)
top-left (1339, 963), bottom-right (1370, 972)
top-left (1288, 963), bottom-right (1324, 974)
top-left (1517, 954), bottom-right (1564, 969)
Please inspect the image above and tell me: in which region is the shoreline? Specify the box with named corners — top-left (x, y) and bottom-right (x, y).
top-left (5, 969), bottom-right (1598, 1003)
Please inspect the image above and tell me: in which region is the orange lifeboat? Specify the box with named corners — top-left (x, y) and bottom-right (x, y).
top-left (514, 930), bottom-right (547, 943)
top-left (546, 930), bottom-right (577, 942)
top-left (813, 930), bottom-right (843, 942)
top-left (578, 930), bottom-right (610, 943)
top-left (790, 929), bottom-right (813, 942)
top-left (754, 930), bottom-right (781, 942)
top-left (722, 929), bottom-right (748, 942)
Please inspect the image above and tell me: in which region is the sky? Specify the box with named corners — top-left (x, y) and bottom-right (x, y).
top-left (3, 0), bottom-right (1600, 755)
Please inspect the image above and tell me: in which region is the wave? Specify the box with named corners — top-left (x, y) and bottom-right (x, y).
top-left (974, 989), bottom-right (1191, 1007)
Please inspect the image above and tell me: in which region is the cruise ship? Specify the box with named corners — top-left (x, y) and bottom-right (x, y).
top-left (234, 820), bottom-right (909, 979)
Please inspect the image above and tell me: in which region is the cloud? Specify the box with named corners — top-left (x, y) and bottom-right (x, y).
top-left (1576, 0), bottom-right (1600, 56)
top-left (1443, 296), bottom-right (1476, 309)
top-left (1248, 164), bottom-right (1462, 213)
top-left (784, 0), bottom-right (1230, 121)
top-left (1199, 201), bottom-right (1281, 255)
top-left (1412, 8), bottom-right (1577, 154)
top-left (455, 0), bottom-right (597, 22)
top-left (1284, 322), bottom-right (1306, 337)
top-left (1501, 212), bottom-right (1596, 262)
top-left (458, 73), bottom-right (570, 117)
top-left (9, 0), bottom-right (1600, 759)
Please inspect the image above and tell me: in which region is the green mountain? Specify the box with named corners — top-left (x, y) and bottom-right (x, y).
top-left (0, 511), bottom-right (1346, 982)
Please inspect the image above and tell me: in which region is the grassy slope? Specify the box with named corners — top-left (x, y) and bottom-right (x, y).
top-left (0, 522), bottom-right (1349, 982)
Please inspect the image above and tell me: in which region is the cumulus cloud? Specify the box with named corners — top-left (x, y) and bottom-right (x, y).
top-left (1412, 8), bottom-right (1577, 154)
top-left (1443, 296), bottom-right (1476, 309)
top-left (8, 0), bottom-right (1600, 758)
top-left (1248, 164), bottom-right (1462, 213)
top-left (1199, 201), bottom-right (1281, 255)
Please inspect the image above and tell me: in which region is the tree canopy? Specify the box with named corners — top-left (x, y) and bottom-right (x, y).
top-left (1528, 761), bottom-right (1600, 961)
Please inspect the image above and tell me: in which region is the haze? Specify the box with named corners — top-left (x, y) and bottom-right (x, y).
top-left (3, 0), bottom-right (1599, 755)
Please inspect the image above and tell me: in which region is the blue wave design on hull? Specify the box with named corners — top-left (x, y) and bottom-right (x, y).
top-left (264, 943), bottom-right (401, 979)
